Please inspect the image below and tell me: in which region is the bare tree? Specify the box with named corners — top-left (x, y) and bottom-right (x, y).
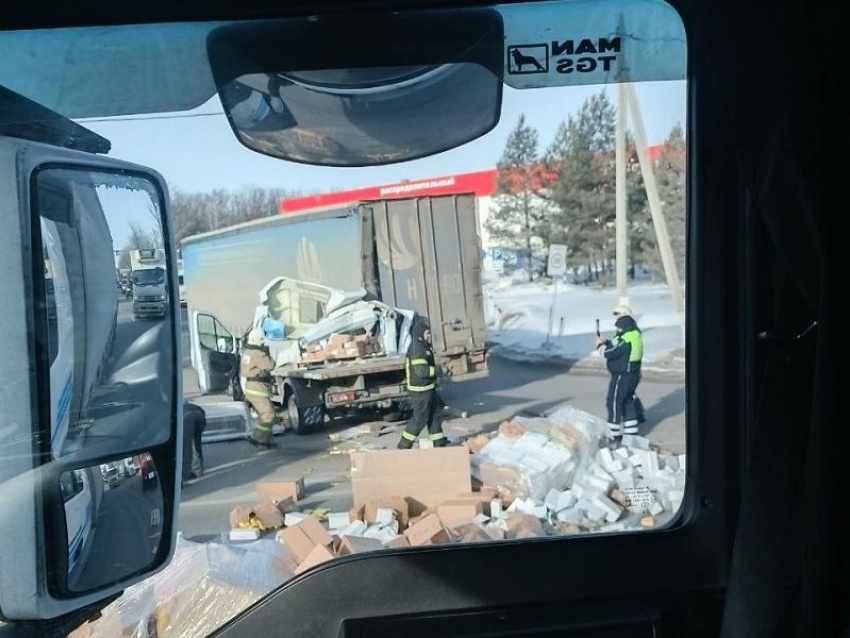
top-left (171, 186), bottom-right (306, 243)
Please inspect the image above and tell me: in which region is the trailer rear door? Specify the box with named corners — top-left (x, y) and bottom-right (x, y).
top-left (370, 195), bottom-right (486, 357)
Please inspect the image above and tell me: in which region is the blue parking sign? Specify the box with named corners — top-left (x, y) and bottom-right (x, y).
top-left (492, 247), bottom-right (504, 273)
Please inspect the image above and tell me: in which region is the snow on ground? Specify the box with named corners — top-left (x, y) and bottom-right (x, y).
top-left (484, 280), bottom-right (685, 373)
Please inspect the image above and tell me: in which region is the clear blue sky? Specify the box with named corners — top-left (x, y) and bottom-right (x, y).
top-left (82, 80), bottom-right (685, 195)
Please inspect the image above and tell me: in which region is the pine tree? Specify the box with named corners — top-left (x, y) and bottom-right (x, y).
top-left (486, 114), bottom-right (547, 280)
top-left (545, 92), bottom-right (617, 282)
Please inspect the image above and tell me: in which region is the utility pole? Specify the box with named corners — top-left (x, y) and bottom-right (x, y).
top-left (623, 83), bottom-right (686, 338)
top-left (615, 82), bottom-right (629, 308)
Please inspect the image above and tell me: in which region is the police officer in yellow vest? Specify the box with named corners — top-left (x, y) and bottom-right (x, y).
top-left (596, 312), bottom-right (644, 440)
top-left (398, 317), bottom-right (446, 449)
top-left (241, 327), bottom-right (277, 449)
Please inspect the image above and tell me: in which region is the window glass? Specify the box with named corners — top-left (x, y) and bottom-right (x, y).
top-left (0, 0), bottom-right (687, 632)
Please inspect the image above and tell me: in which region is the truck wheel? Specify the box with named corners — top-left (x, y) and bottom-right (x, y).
top-left (288, 395), bottom-right (324, 435)
top-left (227, 375), bottom-right (244, 402)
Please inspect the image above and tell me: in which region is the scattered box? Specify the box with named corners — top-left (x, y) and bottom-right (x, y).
top-left (437, 499), bottom-right (483, 527)
top-left (455, 489), bottom-right (497, 516)
top-left (364, 522), bottom-right (399, 544)
top-left (403, 513), bottom-right (450, 546)
top-left (614, 447), bottom-right (630, 459)
top-left (610, 489), bottom-right (630, 508)
top-left (450, 523), bottom-right (491, 543)
top-left (277, 516), bottom-right (333, 564)
top-left (591, 494), bottom-right (623, 523)
top-left (349, 502), bottom-right (366, 522)
top-left (256, 478), bottom-right (305, 504)
top-left (507, 497), bottom-right (537, 516)
top-left (339, 520), bottom-right (368, 538)
top-left (328, 334), bottom-right (354, 348)
top-left (350, 448), bottom-right (471, 514)
top-left (613, 469), bottom-right (636, 490)
top-left (597, 448), bottom-right (623, 473)
top-left (490, 499), bottom-right (503, 520)
top-left (364, 496), bottom-right (410, 530)
top-left (293, 544), bottom-right (335, 576)
top-left (327, 512), bottom-right (351, 530)
top-left (229, 502), bottom-right (284, 530)
top-left (544, 488), bottom-right (577, 513)
top-left (385, 535), bottom-right (410, 549)
top-left (555, 508), bottom-right (582, 525)
top-left (284, 512), bottom-right (310, 527)
top-left (337, 535), bottom-right (384, 556)
top-left (375, 508), bottom-right (396, 526)
top-left (483, 524), bottom-right (506, 540)
top-left (229, 528), bottom-right (261, 542)
top-left (504, 513), bottom-right (545, 539)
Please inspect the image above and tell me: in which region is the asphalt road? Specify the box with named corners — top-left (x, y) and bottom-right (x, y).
top-left (178, 350), bottom-right (685, 542)
top-left (70, 470), bottom-right (164, 592)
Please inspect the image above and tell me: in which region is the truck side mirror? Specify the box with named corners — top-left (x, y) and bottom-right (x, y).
top-left (0, 135), bottom-right (182, 623)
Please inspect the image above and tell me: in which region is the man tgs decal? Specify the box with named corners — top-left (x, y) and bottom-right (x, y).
top-left (507, 37), bottom-right (621, 75)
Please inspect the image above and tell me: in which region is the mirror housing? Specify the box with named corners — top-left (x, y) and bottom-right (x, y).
top-left (0, 134), bottom-right (182, 622)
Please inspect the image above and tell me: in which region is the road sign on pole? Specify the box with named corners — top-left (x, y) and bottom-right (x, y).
top-left (492, 247), bottom-right (504, 274)
top-left (547, 244), bottom-right (567, 277)
top-left (545, 244), bottom-right (567, 347)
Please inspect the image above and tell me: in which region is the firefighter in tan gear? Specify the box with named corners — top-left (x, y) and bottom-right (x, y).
top-left (241, 327), bottom-right (277, 448)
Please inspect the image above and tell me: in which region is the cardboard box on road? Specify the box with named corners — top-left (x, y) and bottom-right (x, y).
top-left (294, 544), bottom-right (335, 576)
top-left (385, 535), bottom-right (410, 549)
top-left (403, 513), bottom-right (450, 546)
top-left (455, 488), bottom-right (498, 516)
top-left (364, 496), bottom-right (410, 531)
top-left (437, 500), bottom-right (484, 528)
top-left (350, 502), bottom-right (366, 522)
top-left (337, 536), bottom-right (384, 556)
top-left (504, 513), bottom-right (545, 539)
top-left (276, 515), bottom-right (333, 564)
top-left (229, 502), bottom-right (285, 530)
top-left (256, 479), bottom-right (305, 504)
top-left (350, 448), bottom-right (471, 515)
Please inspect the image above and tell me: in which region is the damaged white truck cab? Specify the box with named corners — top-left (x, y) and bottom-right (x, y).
top-left (192, 276), bottom-right (417, 434)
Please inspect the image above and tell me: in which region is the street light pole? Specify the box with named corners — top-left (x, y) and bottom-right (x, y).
top-left (623, 83), bottom-right (686, 338)
top-left (615, 82), bottom-right (629, 308)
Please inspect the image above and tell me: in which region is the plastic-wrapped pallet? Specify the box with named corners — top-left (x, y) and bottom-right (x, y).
top-left (85, 536), bottom-right (294, 638)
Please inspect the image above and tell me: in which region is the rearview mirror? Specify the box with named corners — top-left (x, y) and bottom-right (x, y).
top-left (0, 131), bottom-right (181, 622)
top-left (57, 454), bottom-right (164, 593)
top-left (208, 9), bottom-right (504, 166)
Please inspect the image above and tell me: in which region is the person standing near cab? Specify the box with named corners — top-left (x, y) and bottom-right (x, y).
top-left (241, 327), bottom-right (278, 449)
top-left (182, 399), bottom-right (207, 483)
top-left (398, 317), bottom-right (446, 449)
top-left (596, 313), bottom-right (644, 440)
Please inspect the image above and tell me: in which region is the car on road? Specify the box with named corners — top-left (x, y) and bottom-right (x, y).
top-left (139, 453), bottom-right (158, 491)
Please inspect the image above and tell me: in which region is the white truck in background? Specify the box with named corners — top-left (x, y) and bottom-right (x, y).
top-left (130, 248), bottom-right (168, 319)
